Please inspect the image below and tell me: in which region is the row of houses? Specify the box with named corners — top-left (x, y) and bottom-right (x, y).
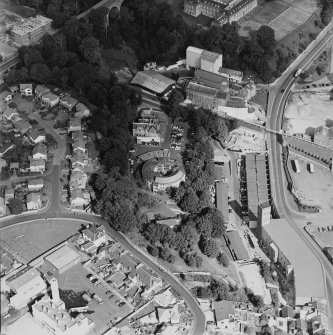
top-left (201, 299), bottom-right (327, 335)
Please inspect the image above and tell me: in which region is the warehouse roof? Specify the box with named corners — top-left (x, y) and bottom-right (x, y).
top-left (44, 244), bottom-right (80, 270)
top-left (131, 71), bottom-right (175, 94)
top-left (195, 69), bottom-right (229, 90)
top-left (7, 266), bottom-right (41, 291)
top-left (263, 219), bottom-right (325, 302)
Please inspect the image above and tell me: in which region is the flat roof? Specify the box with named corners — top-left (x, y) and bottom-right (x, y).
top-left (131, 71), bottom-right (175, 94)
top-left (12, 15), bottom-right (52, 37)
top-left (154, 170), bottom-right (184, 184)
top-left (264, 219), bottom-right (325, 301)
top-left (186, 46), bottom-right (203, 55)
top-left (201, 50), bottom-right (222, 63)
top-left (44, 244), bottom-right (80, 270)
top-left (7, 266), bottom-right (40, 290)
top-left (215, 181), bottom-right (229, 220)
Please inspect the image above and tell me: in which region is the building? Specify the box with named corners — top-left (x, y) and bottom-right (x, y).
top-left (0, 91), bottom-right (13, 102)
top-left (215, 181), bottom-right (229, 222)
top-left (44, 244), bottom-right (81, 275)
top-left (60, 96), bottom-right (78, 111)
top-left (184, 0), bottom-right (226, 18)
top-left (32, 143), bottom-right (47, 160)
top-left (29, 129), bottom-right (46, 144)
top-left (32, 279), bottom-right (94, 335)
top-left (20, 83), bottom-right (33, 96)
top-left (14, 119), bottom-right (31, 134)
top-left (6, 266), bottom-right (47, 308)
top-left (28, 178), bottom-right (44, 191)
top-left (74, 103), bottom-right (90, 119)
top-left (186, 81), bottom-right (227, 110)
top-left (213, 300), bottom-right (235, 327)
top-left (131, 71), bottom-right (175, 97)
top-left (313, 126), bottom-right (333, 150)
top-left (245, 154), bottom-right (270, 226)
top-left (257, 201), bottom-right (271, 231)
top-left (72, 138), bottom-right (86, 154)
top-left (30, 158), bottom-right (46, 173)
top-left (213, 0), bottom-right (257, 26)
top-left (68, 118), bottom-right (81, 132)
top-left (41, 92), bottom-right (60, 108)
top-left (201, 50), bottom-right (223, 74)
top-left (156, 218), bottom-right (180, 228)
top-left (27, 193), bottom-right (42, 210)
top-left (0, 197), bottom-right (6, 216)
top-left (70, 189), bottom-right (90, 208)
top-left (219, 67), bottom-right (243, 83)
top-left (81, 225), bottom-right (106, 247)
top-left (0, 158), bottom-right (6, 169)
top-left (3, 108), bottom-right (19, 120)
top-left (195, 68), bottom-right (229, 91)
top-left (186, 46), bottom-right (204, 69)
top-left (69, 171), bottom-right (88, 189)
top-left (261, 218), bottom-right (326, 305)
top-left (35, 85), bottom-right (50, 99)
top-left (11, 15), bottom-right (53, 46)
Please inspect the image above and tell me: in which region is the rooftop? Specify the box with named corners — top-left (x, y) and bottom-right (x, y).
top-left (263, 219), bottom-right (325, 302)
top-left (219, 67), bottom-right (243, 78)
top-left (12, 16), bottom-right (52, 37)
top-left (131, 71), bottom-right (175, 94)
top-left (44, 244), bottom-right (80, 270)
top-left (186, 46), bottom-right (204, 55)
top-left (213, 300), bottom-right (235, 321)
top-left (7, 266), bottom-right (41, 291)
top-left (201, 50), bottom-right (222, 63)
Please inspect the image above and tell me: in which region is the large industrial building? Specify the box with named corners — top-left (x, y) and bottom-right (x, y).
top-left (184, 0), bottom-right (257, 25)
top-left (6, 266), bottom-right (47, 309)
top-left (260, 217), bottom-right (326, 305)
top-left (131, 71), bottom-right (175, 97)
top-left (186, 47), bottom-right (223, 74)
top-left (245, 153), bottom-right (270, 227)
top-left (44, 244), bottom-right (81, 275)
top-left (11, 15), bottom-right (53, 46)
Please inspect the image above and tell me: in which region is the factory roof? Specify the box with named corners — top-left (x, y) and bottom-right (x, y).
top-left (7, 266), bottom-right (41, 291)
top-left (263, 219), bottom-right (325, 302)
top-left (44, 244), bottom-right (80, 270)
top-left (195, 69), bottom-right (229, 90)
top-left (131, 71), bottom-right (175, 95)
top-left (186, 81), bottom-right (219, 96)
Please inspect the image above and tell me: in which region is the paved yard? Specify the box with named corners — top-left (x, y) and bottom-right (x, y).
top-left (57, 263), bottom-right (132, 333)
top-left (0, 219), bottom-right (83, 262)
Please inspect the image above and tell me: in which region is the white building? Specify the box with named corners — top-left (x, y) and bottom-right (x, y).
top-left (6, 266), bottom-right (47, 309)
top-left (68, 118), bottom-right (81, 132)
top-left (74, 103), bottom-right (90, 119)
top-left (27, 193), bottom-right (42, 210)
top-left (28, 178), bottom-right (44, 191)
top-left (41, 92), bottom-right (60, 107)
top-left (11, 15), bottom-right (53, 46)
top-left (30, 158), bottom-right (46, 173)
top-left (0, 91), bottom-right (13, 103)
top-left (32, 143), bottom-right (47, 160)
top-left (70, 189), bottom-right (90, 208)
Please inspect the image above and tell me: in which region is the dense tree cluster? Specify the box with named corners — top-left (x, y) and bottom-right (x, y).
top-left (8, 198), bottom-right (23, 215)
top-left (320, 0), bottom-right (333, 26)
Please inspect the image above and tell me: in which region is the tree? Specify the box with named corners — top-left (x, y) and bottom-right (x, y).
top-left (168, 89), bottom-right (184, 118)
top-left (147, 245), bottom-right (159, 257)
top-left (199, 235), bottom-right (219, 258)
top-left (195, 254), bottom-right (203, 267)
top-left (8, 198), bottom-right (23, 215)
top-left (30, 63), bottom-right (51, 83)
top-left (0, 167), bottom-right (10, 181)
top-left (316, 64), bottom-right (327, 75)
top-left (79, 37), bottom-right (101, 64)
top-left (249, 294), bottom-right (264, 309)
top-left (321, 3), bottom-right (333, 26)
top-left (217, 252), bottom-right (230, 267)
top-left (257, 26), bottom-right (276, 51)
top-left (179, 188), bottom-right (200, 213)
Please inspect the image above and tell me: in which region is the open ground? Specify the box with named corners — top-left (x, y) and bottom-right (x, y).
top-left (0, 219), bottom-right (83, 262)
top-left (239, 0), bottom-right (319, 41)
top-left (283, 92), bottom-right (333, 134)
top-left (289, 155), bottom-right (333, 229)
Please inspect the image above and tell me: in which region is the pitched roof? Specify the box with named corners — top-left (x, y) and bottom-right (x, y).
top-left (20, 83), bottom-right (33, 90)
top-left (32, 143), bottom-right (47, 156)
top-left (131, 71), bottom-right (175, 94)
top-left (26, 192), bottom-right (41, 204)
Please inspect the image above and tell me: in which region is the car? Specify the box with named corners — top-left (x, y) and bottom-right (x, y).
top-left (115, 300), bottom-right (120, 303)
top-left (109, 295), bottom-right (114, 299)
top-left (119, 302), bottom-right (125, 307)
top-left (281, 88), bottom-right (285, 93)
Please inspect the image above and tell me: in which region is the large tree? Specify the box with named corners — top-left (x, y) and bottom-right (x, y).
top-left (79, 37), bottom-right (101, 64)
top-left (8, 198), bottom-right (23, 215)
top-left (30, 63), bottom-right (51, 83)
top-left (257, 25), bottom-right (276, 51)
top-left (199, 235), bottom-right (219, 258)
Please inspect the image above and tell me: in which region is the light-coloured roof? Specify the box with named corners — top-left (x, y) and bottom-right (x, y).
top-left (12, 15), bottom-right (52, 37)
top-left (42, 92), bottom-right (59, 101)
top-left (7, 266), bottom-right (41, 290)
top-left (30, 158), bottom-right (45, 167)
top-left (20, 83), bottom-right (33, 90)
top-left (219, 67), bottom-right (243, 78)
top-left (201, 50), bottom-right (222, 63)
top-left (263, 219), bottom-right (325, 301)
top-left (26, 192), bottom-right (41, 203)
top-left (69, 118), bottom-right (81, 127)
top-left (60, 96), bottom-right (78, 107)
top-left (28, 178), bottom-right (44, 186)
top-left (44, 244), bottom-right (80, 270)
top-left (76, 103), bottom-right (89, 112)
top-left (131, 71), bottom-right (175, 94)
top-left (186, 46), bottom-right (204, 55)
top-left (154, 170), bottom-right (184, 185)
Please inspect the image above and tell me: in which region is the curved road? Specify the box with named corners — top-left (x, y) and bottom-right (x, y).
top-left (267, 28), bottom-right (333, 332)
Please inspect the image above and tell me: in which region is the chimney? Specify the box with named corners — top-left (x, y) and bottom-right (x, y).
top-left (49, 277), bottom-right (60, 302)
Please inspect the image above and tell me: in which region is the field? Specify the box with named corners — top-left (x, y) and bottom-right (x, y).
top-left (283, 92), bottom-right (333, 135)
top-left (289, 155), bottom-right (333, 229)
top-left (239, 0), bottom-right (319, 41)
top-left (0, 219), bottom-right (82, 262)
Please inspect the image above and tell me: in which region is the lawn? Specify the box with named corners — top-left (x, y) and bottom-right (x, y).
top-left (0, 219), bottom-right (83, 262)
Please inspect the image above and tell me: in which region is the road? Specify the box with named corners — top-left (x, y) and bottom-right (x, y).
top-left (0, 130), bottom-right (205, 334)
top-left (267, 27), bottom-right (333, 332)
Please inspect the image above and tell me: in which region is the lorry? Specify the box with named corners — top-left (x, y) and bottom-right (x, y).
top-left (294, 159), bottom-right (300, 173)
top-left (294, 68), bottom-right (303, 77)
top-left (93, 294), bottom-right (104, 304)
top-left (309, 163), bottom-right (314, 173)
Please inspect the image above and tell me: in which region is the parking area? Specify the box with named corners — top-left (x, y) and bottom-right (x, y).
top-left (56, 263), bottom-right (132, 333)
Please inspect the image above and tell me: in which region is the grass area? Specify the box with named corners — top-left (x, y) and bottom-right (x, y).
top-left (249, 91), bottom-right (268, 110)
top-left (0, 219), bottom-right (83, 262)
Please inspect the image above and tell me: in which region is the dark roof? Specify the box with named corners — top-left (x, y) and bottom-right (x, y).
top-left (215, 181), bottom-right (229, 221)
top-left (214, 165), bottom-right (224, 181)
top-left (195, 69), bottom-right (229, 90)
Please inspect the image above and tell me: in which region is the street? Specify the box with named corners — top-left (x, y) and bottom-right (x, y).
top-left (267, 27), bottom-right (333, 332)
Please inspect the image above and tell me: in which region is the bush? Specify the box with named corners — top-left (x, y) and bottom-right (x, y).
top-left (199, 235), bottom-right (219, 258)
top-left (217, 252), bottom-right (230, 267)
